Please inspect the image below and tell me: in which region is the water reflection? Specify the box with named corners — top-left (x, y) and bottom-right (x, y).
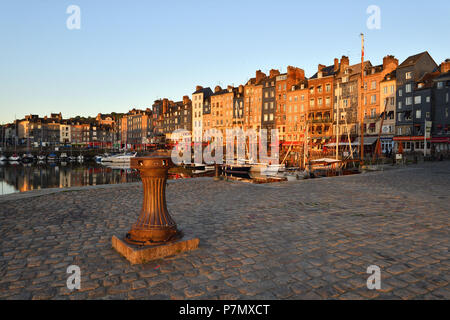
top-left (0, 162), bottom-right (141, 195)
top-left (0, 162), bottom-right (216, 196)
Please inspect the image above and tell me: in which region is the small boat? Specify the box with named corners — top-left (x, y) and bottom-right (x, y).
top-left (222, 163), bottom-right (251, 175)
top-left (37, 154), bottom-right (46, 161)
top-left (77, 155), bottom-right (84, 162)
top-left (0, 155), bottom-right (7, 162)
top-left (309, 158), bottom-right (342, 177)
top-left (102, 152), bottom-right (137, 163)
top-left (95, 153), bottom-right (111, 163)
top-left (47, 153), bottom-right (58, 161)
top-left (240, 159), bottom-right (285, 176)
top-left (184, 163), bottom-right (206, 171)
top-left (249, 163), bottom-right (285, 175)
top-left (9, 153), bottom-right (21, 161)
top-left (69, 156), bottom-right (77, 162)
top-left (60, 153), bottom-right (69, 161)
top-left (21, 153), bottom-right (34, 163)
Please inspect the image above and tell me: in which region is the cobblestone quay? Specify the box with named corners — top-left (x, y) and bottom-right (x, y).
top-left (0, 162), bottom-right (449, 300)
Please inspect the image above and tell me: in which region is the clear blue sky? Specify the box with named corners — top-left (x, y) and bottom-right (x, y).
top-left (1, 0), bottom-right (449, 124)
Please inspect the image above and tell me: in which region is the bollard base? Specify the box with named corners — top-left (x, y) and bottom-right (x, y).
top-left (112, 233), bottom-right (199, 265)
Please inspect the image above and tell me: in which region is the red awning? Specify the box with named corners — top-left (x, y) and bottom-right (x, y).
top-left (431, 137), bottom-right (450, 143)
top-left (282, 141), bottom-right (303, 146)
top-left (393, 136), bottom-right (431, 141)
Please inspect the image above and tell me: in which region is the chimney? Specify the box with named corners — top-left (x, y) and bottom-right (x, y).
top-left (296, 68), bottom-right (305, 80)
top-left (269, 69), bottom-right (280, 78)
top-left (238, 85), bottom-right (244, 94)
top-left (183, 95), bottom-right (190, 104)
top-left (214, 85), bottom-right (222, 93)
top-left (162, 98), bottom-right (169, 114)
top-left (441, 59), bottom-right (450, 73)
top-left (195, 85), bottom-right (203, 92)
top-left (383, 55), bottom-right (399, 70)
top-left (340, 56), bottom-right (349, 68)
top-left (287, 66), bottom-right (305, 81)
top-left (287, 66), bottom-right (295, 78)
top-left (318, 64), bottom-right (326, 72)
top-left (334, 58), bottom-right (339, 72)
top-left (227, 85), bottom-right (233, 92)
top-left (255, 70), bottom-right (266, 83)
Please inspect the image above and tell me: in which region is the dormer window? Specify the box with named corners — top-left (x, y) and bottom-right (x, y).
top-left (406, 72), bottom-right (413, 80)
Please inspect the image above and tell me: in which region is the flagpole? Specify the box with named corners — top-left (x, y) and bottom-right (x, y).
top-left (360, 33), bottom-right (365, 163)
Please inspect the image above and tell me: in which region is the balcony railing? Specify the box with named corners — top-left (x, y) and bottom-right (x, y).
top-left (364, 114), bottom-right (381, 120)
top-left (309, 118), bottom-right (332, 124)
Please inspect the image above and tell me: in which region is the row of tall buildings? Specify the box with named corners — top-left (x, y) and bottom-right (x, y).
top-left (1, 51), bottom-right (449, 156)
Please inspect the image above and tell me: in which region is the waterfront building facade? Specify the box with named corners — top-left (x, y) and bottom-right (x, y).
top-left (431, 60), bottom-right (450, 154)
top-left (261, 70), bottom-right (279, 133)
top-left (379, 71), bottom-right (397, 152)
top-left (192, 86), bottom-right (213, 143)
top-left (244, 70), bottom-right (265, 132)
top-left (394, 52), bottom-right (438, 154)
top-left (308, 62), bottom-right (336, 150)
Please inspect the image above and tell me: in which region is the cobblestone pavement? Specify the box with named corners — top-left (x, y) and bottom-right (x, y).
top-left (0, 162), bottom-right (449, 300)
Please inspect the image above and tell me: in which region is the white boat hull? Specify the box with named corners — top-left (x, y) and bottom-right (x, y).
top-left (102, 153), bottom-right (137, 163)
top-left (249, 163), bottom-right (285, 175)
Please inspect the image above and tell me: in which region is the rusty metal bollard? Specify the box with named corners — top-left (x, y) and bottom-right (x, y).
top-left (125, 156), bottom-right (182, 245)
top-left (112, 155), bottom-right (199, 264)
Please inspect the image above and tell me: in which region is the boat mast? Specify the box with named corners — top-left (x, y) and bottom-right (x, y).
top-left (336, 82), bottom-right (340, 160)
top-left (372, 98), bottom-right (388, 162)
top-left (303, 122), bottom-right (309, 170)
top-left (360, 33), bottom-right (365, 163)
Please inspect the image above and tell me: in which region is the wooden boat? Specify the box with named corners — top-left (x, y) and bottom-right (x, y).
top-left (222, 163), bottom-right (251, 175)
top-left (309, 158), bottom-right (342, 177)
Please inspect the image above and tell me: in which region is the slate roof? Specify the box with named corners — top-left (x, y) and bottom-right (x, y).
top-left (310, 65), bottom-right (336, 79)
top-left (211, 89), bottom-right (231, 96)
top-left (192, 87), bottom-right (214, 96)
top-left (398, 51), bottom-right (430, 68)
top-left (381, 70), bottom-right (397, 82)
